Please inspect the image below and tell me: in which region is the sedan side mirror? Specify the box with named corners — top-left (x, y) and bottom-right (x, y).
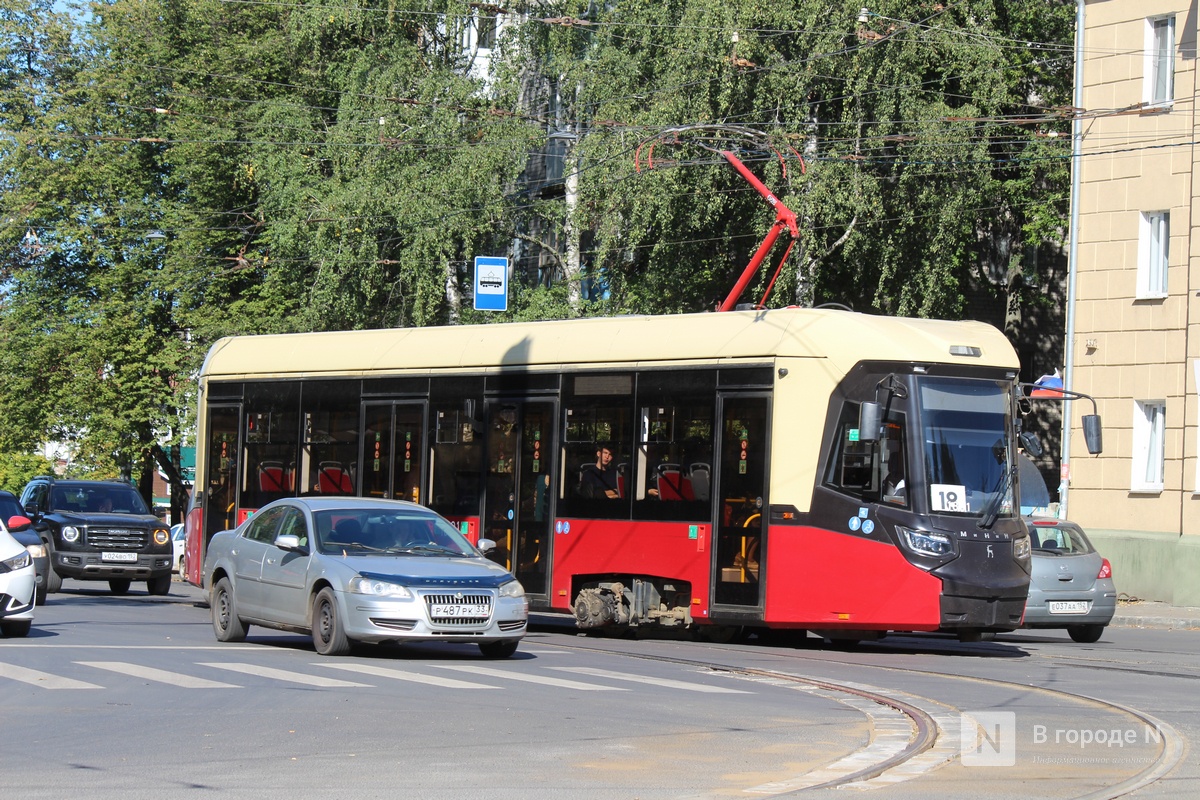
top-left (274, 534), bottom-right (308, 554)
top-left (476, 538), bottom-right (496, 555)
top-left (6, 515), bottom-right (33, 532)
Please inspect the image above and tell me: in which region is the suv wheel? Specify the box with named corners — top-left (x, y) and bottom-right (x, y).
top-left (108, 578), bottom-right (132, 595)
top-left (45, 558), bottom-right (62, 594)
top-left (147, 574), bottom-right (171, 596)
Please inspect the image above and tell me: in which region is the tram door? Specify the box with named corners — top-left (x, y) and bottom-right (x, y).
top-left (190, 404), bottom-right (241, 586)
top-left (713, 394), bottom-right (770, 608)
top-left (361, 403), bottom-right (426, 502)
top-left (482, 400), bottom-right (554, 599)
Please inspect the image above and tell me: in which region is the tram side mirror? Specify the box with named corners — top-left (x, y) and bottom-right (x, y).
top-left (1083, 414), bottom-right (1103, 454)
top-left (1019, 431), bottom-right (1043, 458)
top-left (858, 402), bottom-right (881, 443)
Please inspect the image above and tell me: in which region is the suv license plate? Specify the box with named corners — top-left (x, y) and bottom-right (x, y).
top-left (431, 604), bottom-right (489, 618)
top-left (1048, 600), bottom-right (1090, 614)
top-left (102, 552), bottom-right (138, 563)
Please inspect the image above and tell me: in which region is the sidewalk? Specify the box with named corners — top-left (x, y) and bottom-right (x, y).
top-left (1110, 598), bottom-right (1200, 630)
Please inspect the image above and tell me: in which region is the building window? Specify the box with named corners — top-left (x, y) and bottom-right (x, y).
top-left (1138, 211), bottom-right (1169, 298)
top-left (1131, 400), bottom-right (1166, 493)
top-left (475, 13), bottom-right (497, 50)
top-left (1145, 16), bottom-right (1175, 106)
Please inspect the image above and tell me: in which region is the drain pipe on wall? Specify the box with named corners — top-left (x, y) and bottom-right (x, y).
top-left (1060, 0), bottom-right (1085, 519)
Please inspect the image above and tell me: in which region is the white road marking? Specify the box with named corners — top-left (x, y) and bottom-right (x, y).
top-left (553, 666), bottom-right (752, 693)
top-left (315, 662), bottom-right (499, 689)
top-left (432, 664), bottom-right (626, 691)
top-left (197, 662), bottom-right (371, 688)
top-left (0, 662), bottom-right (101, 690)
top-left (77, 661), bottom-right (240, 689)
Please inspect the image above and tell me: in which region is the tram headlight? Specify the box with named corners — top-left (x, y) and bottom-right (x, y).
top-left (1013, 535), bottom-right (1031, 563)
top-left (897, 526), bottom-right (955, 558)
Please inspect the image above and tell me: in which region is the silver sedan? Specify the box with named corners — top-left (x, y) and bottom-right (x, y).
top-left (203, 497), bottom-right (528, 657)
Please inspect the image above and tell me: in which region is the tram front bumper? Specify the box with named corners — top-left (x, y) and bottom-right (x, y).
top-left (939, 594), bottom-right (1026, 631)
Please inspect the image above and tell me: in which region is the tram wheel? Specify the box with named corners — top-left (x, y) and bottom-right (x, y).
top-left (699, 624), bottom-right (743, 644)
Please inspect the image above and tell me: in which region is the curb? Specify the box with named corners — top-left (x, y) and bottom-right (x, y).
top-left (1110, 614), bottom-right (1200, 631)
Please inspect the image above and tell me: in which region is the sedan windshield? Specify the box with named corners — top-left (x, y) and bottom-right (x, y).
top-left (918, 378), bottom-right (1014, 518)
top-left (313, 509), bottom-right (477, 557)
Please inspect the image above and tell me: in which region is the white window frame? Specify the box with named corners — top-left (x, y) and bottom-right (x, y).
top-left (1131, 400), bottom-right (1166, 493)
top-left (1137, 211), bottom-right (1169, 298)
top-left (1145, 16), bottom-right (1175, 107)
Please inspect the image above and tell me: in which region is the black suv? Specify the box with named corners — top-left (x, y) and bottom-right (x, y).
top-left (19, 477), bottom-right (173, 596)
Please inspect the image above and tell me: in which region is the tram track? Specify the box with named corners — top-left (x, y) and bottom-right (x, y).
top-left (531, 633), bottom-right (1185, 798)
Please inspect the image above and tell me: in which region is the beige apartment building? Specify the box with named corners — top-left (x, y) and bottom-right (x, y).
top-left (1070, 0), bottom-right (1199, 604)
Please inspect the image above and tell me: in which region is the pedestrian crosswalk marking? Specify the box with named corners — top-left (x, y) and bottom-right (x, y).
top-left (77, 661), bottom-right (239, 689)
top-left (197, 662), bottom-right (371, 688)
top-left (553, 666), bottom-right (752, 693)
top-left (316, 662), bottom-right (500, 689)
top-left (0, 661), bottom-right (101, 690)
top-left (432, 664), bottom-right (625, 691)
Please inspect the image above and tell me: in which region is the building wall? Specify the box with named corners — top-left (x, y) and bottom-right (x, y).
top-left (1073, 0), bottom-right (1200, 604)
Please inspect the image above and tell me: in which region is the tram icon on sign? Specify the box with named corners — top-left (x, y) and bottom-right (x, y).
top-left (473, 255), bottom-right (509, 311)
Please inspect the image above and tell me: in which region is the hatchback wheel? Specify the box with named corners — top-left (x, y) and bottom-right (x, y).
top-left (1067, 624), bottom-right (1105, 643)
top-left (312, 588), bottom-right (351, 656)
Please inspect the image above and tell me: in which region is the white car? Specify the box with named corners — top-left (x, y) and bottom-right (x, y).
top-left (0, 527), bottom-right (36, 637)
top-left (170, 523), bottom-right (186, 574)
top-left (203, 497), bottom-right (528, 657)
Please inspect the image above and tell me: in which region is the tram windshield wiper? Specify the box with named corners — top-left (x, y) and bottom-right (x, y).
top-left (977, 466), bottom-right (1013, 530)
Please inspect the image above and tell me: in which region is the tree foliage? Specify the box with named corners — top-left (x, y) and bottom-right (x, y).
top-left (0, 0), bottom-right (1075, 507)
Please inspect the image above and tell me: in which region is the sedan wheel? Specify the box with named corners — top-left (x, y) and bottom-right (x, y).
top-left (312, 587), bottom-right (351, 656)
top-left (1, 620), bottom-right (32, 638)
top-left (211, 577), bottom-right (247, 642)
top-left (1067, 624), bottom-right (1105, 643)
top-left (478, 640), bottom-right (519, 659)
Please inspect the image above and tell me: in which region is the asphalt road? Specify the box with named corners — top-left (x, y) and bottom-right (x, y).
top-left (1, 580), bottom-right (1196, 800)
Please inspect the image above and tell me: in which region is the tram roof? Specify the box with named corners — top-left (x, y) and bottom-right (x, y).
top-left (199, 308), bottom-right (1018, 381)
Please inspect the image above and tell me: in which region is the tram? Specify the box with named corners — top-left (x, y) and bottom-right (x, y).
top-left (184, 307), bottom-right (1049, 641)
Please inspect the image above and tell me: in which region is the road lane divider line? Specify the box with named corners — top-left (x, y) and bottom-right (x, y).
top-left (0, 662), bottom-right (102, 690)
top-left (77, 661), bottom-right (239, 689)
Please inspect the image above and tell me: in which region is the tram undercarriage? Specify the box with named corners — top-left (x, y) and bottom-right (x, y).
top-left (572, 577), bottom-right (693, 631)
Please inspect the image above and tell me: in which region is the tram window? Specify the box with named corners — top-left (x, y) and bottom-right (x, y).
top-left (633, 371), bottom-right (714, 522)
top-left (718, 367), bottom-right (773, 387)
top-left (428, 379), bottom-right (486, 517)
top-left (242, 383), bottom-right (300, 508)
top-left (298, 380), bottom-right (360, 496)
top-left (558, 373), bottom-right (633, 520)
top-left (208, 381), bottom-right (244, 399)
top-left (824, 401), bottom-right (905, 503)
top-left (429, 405), bottom-right (484, 516)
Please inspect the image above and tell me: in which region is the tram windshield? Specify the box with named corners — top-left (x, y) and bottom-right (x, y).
top-left (918, 378), bottom-right (1014, 518)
